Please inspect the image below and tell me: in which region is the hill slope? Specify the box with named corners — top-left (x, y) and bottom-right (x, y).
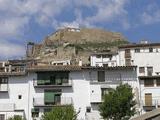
top-left (27, 27), bottom-right (128, 65)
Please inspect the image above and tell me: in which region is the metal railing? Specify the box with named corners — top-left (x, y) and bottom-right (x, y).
top-left (33, 97), bottom-right (73, 106)
top-left (33, 79), bottom-right (73, 87)
top-left (141, 99), bottom-right (159, 107)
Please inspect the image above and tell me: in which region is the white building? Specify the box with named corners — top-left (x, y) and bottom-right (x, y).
top-left (118, 42), bottom-right (160, 114)
top-left (90, 52), bottom-right (119, 67)
top-left (0, 64), bottom-right (137, 120)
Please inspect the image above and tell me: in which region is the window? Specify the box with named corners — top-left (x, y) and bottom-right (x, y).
top-left (18, 95), bottom-right (22, 99)
top-left (125, 49), bottom-right (130, 53)
top-left (86, 106), bottom-right (91, 113)
top-left (37, 72), bottom-right (69, 85)
top-left (139, 67), bottom-right (145, 73)
top-left (156, 79), bottom-right (160, 86)
top-left (98, 71), bottom-right (105, 82)
top-left (103, 64), bottom-right (108, 67)
top-left (0, 77), bottom-right (8, 84)
top-left (125, 59), bottom-right (131, 66)
top-left (149, 48), bottom-right (153, 52)
top-left (96, 55), bottom-right (101, 58)
top-left (102, 55), bottom-right (107, 58)
top-left (135, 48), bottom-right (140, 53)
top-left (144, 79), bottom-right (154, 87)
top-left (125, 49), bottom-right (131, 58)
top-left (156, 49), bottom-right (159, 52)
top-left (32, 108), bottom-right (39, 118)
top-left (147, 67), bottom-right (153, 76)
top-left (0, 114), bottom-right (5, 120)
top-left (101, 88), bottom-right (112, 100)
top-left (44, 89), bottom-right (61, 105)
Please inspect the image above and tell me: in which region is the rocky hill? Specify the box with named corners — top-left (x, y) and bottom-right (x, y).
top-left (27, 27), bottom-right (128, 65)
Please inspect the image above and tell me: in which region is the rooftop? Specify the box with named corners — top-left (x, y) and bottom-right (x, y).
top-left (139, 75), bottom-right (160, 79)
top-left (119, 43), bottom-right (160, 49)
top-left (27, 65), bottom-right (137, 72)
top-left (90, 52), bottom-right (117, 56)
top-left (0, 72), bottom-right (26, 77)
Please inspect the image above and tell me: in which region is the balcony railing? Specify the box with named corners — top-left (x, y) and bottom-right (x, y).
top-left (125, 53), bottom-right (131, 58)
top-left (33, 97), bottom-right (73, 107)
top-left (90, 79), bottom-right (121, 84)
top-left (33, 79), bottom-right (73, 88)
top-left (0, 84), bottom-right (8, 92)
top-left (141, 100), bottom-right (157, 107)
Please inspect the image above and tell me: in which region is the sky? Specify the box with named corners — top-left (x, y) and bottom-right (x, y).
top-left (0, 0), bottom-right (160, 59)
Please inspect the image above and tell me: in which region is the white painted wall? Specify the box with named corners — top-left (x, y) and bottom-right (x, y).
top-left (90, 54), bottom-right (119, 67)
top-left (119, 47), bottom-right (160, 76)
top-left (119, 46), bottom-right (160, 115)
top-left (139, 79), bottom-right (160, 114)
top-left (0, 68), bottom-right (137, 120)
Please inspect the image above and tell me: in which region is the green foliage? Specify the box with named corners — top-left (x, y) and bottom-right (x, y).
top-left (8, 115), bottom-right (24, 120)
top-left (99, 83), bottom-right (136, 120)
top-left (65, 40), bottom-right (128, 52)
top-left (41, 105), bottom-right (78, 120)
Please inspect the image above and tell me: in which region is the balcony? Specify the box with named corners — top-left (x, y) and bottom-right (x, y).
top-left (33, 79), bottom-right (73, 88)
top-left (125, 53), bottom-right (131, 58)
top-left (33, 97), bottom-right (73, 107)
top-left (0, 103), bottom-right (15, 111)
top-left (141, 100), bottom-right (157, 111)
top-left (0, 84), bottom-right (8, 92)
top-left (142, 100), bottom-right (156, 106)
top-left (90, 78), bottom-right (121, 85)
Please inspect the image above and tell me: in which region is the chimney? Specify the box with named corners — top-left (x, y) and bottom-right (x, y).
top-left (9, 65), bottom-right (12, 72)
top-left (79, 59), bottom-right (82, 66)
top-left (2, 62), bottom-right (5, 67)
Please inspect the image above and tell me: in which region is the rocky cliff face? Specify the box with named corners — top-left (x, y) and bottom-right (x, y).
top-left (27, 27), bottom-right (128, 65)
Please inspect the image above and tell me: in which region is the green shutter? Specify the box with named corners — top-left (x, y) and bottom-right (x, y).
top-left (44, 91), bottom-right (55, 103)
top-left (56, 76), bottom-right (62, 85)
top-left (31, 108), bottom-right (39, 112)
top-left (45, 79), bottom-right (50, 84)
top-left (37, 80), bottom-right (45, 85)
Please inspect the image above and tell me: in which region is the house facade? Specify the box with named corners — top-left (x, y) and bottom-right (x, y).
top-left (90, 52), bottom-right (119, 67)
top-left (0, 63), bottom-right (137, 120)
top-left (118, 42), bottom-right (160, 114)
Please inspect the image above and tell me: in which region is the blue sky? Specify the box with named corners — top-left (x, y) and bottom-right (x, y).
top-left (0, 0), bottom-right (160, 59)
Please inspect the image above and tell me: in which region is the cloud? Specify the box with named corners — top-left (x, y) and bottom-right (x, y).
top-left (0, 0), bottom-right (71, 58)
top-left (59, 0), bottom-right (129, 29)
top-left (0, 17), bottom-right (29, 39)
top-left (141, 11), bottom-right (160, 25)
top-left (141, 3), bottom-right (160, 25)
top-left (85, 0), bottom-right (128, 24)
top-left (0, 0), bottom-right (130, 58)
top-left (0, 41), bottom-right (25, 59)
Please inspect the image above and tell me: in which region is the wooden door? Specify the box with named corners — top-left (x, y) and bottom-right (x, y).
top-left (145, 93), bottom-right (152, 106)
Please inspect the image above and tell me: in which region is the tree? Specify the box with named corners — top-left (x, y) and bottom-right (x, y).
top-left (8, 115), bottom-right (24, 120)
top-left (99, 83), bottom-right (136, 120)
top-left (41, 105), bottom-right (79, 120)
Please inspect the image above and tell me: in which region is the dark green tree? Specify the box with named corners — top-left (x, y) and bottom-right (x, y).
top-left (8, 115), bottom-right (24, 120)
top-left (41, 105), bottom-right (79, 120)
top-left (99, 83), bottom-right (136, 120)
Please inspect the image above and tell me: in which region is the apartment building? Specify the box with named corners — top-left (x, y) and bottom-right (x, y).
top-left (118, 42), bottom-right (160, 114)
top-left (0, 61), bottom-right (137, 120)
top-left (90, 52), bottom-right (119, 67)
